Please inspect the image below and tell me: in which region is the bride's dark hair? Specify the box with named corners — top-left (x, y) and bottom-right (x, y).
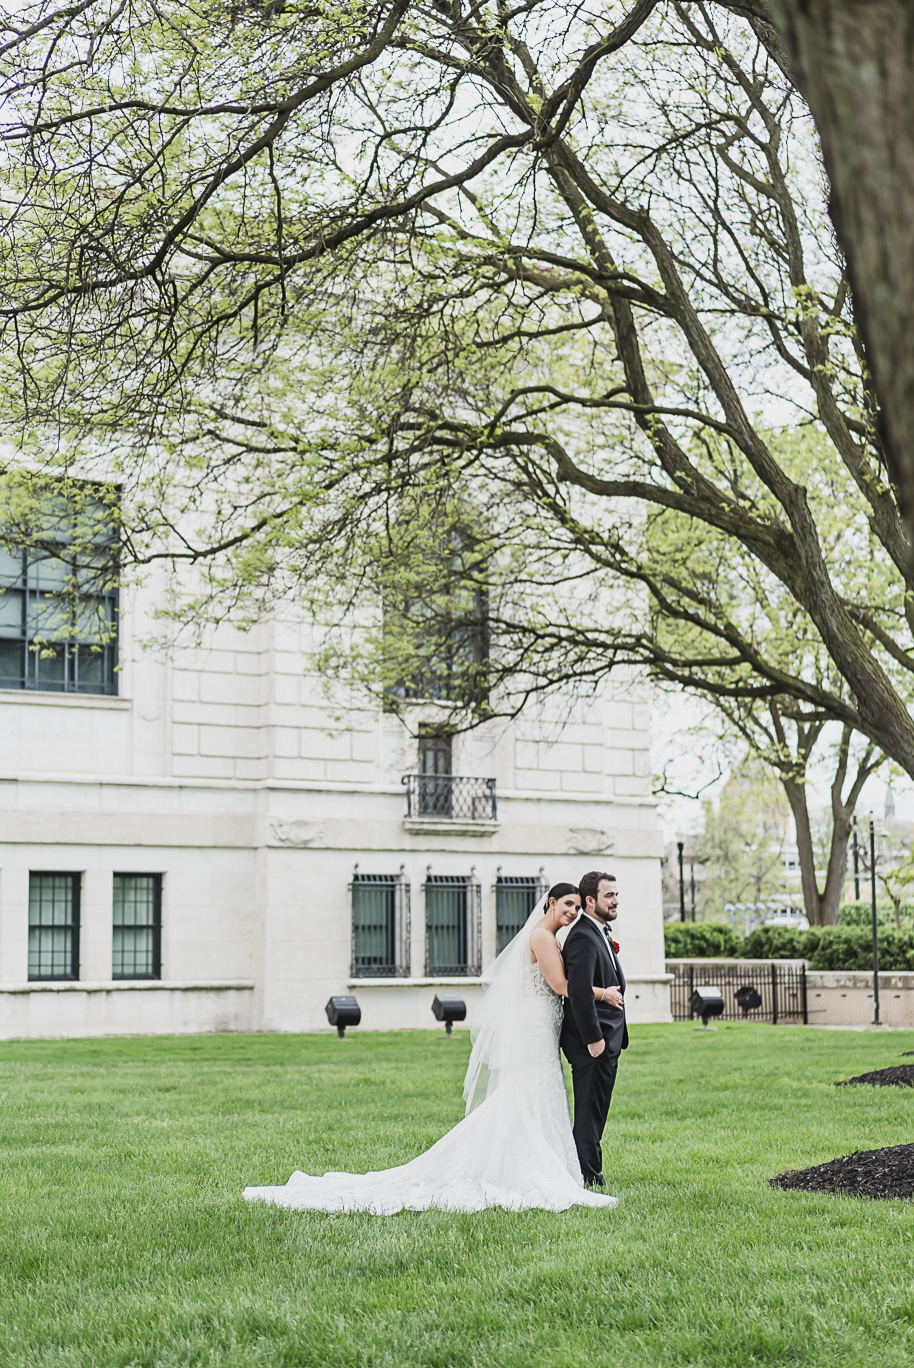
top-left (546, 881), bottom-right (579, 906)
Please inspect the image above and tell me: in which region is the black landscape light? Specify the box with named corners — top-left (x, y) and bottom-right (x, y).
top-left (690, 986), bottom-right (724, 1029)
top-left (432, 994), bottom-right (467, 1036)
top-left (325, 995), bottom-right (361, 1039)
top-left (735, 985), bottom-right (763, 1017)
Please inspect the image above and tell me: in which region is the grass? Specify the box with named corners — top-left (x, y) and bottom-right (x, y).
top-left (0, 1024), bottom-right (913, 1368)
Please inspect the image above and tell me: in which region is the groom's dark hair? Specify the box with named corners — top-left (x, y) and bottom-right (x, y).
top-left (578, 870), bottom-right (616, 908)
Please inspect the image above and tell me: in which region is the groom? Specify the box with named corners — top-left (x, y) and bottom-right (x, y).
top-left (560, 870), bottom-right (628, 1187)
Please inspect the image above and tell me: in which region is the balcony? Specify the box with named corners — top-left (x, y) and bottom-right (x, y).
top-left (402, 774), bottom-right (498, 836)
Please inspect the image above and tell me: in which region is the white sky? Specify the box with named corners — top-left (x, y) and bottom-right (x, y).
top-left (649, 686), bottom-right (913, 846)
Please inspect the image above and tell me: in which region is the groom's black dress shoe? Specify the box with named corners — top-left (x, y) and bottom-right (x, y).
top-left (584, 1176), bottom-right (606, 1189)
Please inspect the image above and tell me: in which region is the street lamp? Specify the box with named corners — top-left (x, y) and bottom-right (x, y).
top-left (869, 815), bottom-right (881, 1026)
top-left (677, 840), bottom-right (686, 923)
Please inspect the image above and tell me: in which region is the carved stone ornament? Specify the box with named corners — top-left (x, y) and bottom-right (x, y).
top-left (566, 827), bottom-right (614, 855)
top-left (267, 819), bottom-right (326, 848)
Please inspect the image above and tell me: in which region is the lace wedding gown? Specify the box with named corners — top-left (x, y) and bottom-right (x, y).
top-left (243, 964), bottom-right (616, 1213)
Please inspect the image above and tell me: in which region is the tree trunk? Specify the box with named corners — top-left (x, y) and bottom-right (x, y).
top-left (782, 776), bottom-right (850, 926)
top-left (820, 806), bottom-right (852, 928)
top-left (783, 778), bottom-right (826, 924)
top-left (765, 0), bottom-right (914, 529)
top-left (890, 894), bottom-right (903, 932)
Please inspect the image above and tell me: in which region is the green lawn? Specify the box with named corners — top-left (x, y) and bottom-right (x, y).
top-left (1, 1024), bottom-right (912, 1368)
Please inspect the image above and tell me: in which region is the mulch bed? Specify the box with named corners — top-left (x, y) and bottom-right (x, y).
top-left (834, 1065), bottom-right (914, 1088)
top-left (770, 1144), bottom-right (914, 1201)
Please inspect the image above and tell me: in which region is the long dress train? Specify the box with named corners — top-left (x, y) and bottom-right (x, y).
top-left (243, 965), bottom-right (617, 1213)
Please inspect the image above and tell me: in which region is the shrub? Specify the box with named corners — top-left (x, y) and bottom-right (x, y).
top-left (738, 926), bottom-right (823, 961)
top-left (809, 926), bottom-right (914, 972)
top-left (664, 923), bottom-right (739, 958)
top-left (838, 899), bottom-right (914, 929)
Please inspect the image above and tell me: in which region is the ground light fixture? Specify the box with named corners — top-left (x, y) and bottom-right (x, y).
top-left (735, 985), bottom-right (763, 1016)
top-left (432, 995), bottom-right (467, 1035)
top-left (690, 986), bottom-right (725, 1029)
top-left (325, 995), bottom-right (361, 1038)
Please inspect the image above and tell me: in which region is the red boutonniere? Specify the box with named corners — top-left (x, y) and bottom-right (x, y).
top-left (612, 940), bottom-right (620, 954)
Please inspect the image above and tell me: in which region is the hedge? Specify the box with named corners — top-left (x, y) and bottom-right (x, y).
top-left (738, 926), bottom-right (822, 961)
top-left (808, 926), bottom-right (914, 972)
top-left (837, 899), bottom-right (914, 929)
top-left (665, 921), bottom-right (914, 970)
top-left (663, 923), bottom-right (739, 958)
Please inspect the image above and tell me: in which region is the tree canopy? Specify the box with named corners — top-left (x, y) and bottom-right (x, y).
top-left (2, 2), bottom-right (913, 782)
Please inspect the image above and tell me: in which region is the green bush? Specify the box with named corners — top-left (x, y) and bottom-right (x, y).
top-left (808, 926), bottom-right (914, 971)
top-left (738, 926), bottom-right (823, 961)
top-left (838, 899), bottom-right (914, 929)
top-left (664, 923), bottom-right (739, 958)
top-left (666, 919), bottom-right (914, 969)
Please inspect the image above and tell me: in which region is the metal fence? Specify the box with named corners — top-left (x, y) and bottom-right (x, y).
top-left (424, 870), bottom-right (483, 975)
top-left (668, 961), bottom-right (808, 1024)
top-left (403, 774), bottom-right (497, 821)
top-left (350, 868), bottom-right (411, 978)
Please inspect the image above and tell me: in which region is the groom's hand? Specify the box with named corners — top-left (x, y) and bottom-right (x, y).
top-left (587, 1038), bottom-right (606, 1058)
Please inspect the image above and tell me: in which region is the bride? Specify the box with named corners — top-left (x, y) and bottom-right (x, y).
top-left (243, 883), bottom-right (617, 1213)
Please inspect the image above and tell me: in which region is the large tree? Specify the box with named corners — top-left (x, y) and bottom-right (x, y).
top-left (762, 0), bottom-right (914, 532)
top-left (2, 2), bottom-right (914, 784)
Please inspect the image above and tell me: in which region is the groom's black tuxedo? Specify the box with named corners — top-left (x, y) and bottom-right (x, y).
top-left (560, 914), bottom-right (628, 1185)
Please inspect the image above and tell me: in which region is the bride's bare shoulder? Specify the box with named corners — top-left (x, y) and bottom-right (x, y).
top-left (528, 924), bottom-right (560, 965)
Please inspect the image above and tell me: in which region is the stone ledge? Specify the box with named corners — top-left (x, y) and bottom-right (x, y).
top-left (0, 980), bottom-right (255, 995)
top-left (402, 818), bottom-right (499, 837)
top-left (0, 691), bottom-right (130, 710)
top-left (349, 977), bottom-right (485, 988)
top-left (349, 973), bottom-right (673, 988)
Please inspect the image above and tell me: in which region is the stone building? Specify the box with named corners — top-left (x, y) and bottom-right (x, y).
top-left (0, 520), bottom-right (670, 1039)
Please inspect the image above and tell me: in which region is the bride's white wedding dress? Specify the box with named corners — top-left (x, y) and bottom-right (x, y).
top-left (243, 952), bottom-right (617, 1214)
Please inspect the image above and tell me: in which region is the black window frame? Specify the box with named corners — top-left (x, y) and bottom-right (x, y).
top-left (28, 872), bottom-right (81, 982)
top-left (383, 526), bottom-right (489, 710)
top-left (416, 728), bottom-right (454, 815)
top-left (350, 867), bottom-right (411, 978)
top-left (424, 869), bottom-right (482, 976)
top-left (0, 484), bottom-right (119, 696)
top-left (112, 873), bottom-right (163, 980)
top-left (495, 871), bottom-right (548, 954)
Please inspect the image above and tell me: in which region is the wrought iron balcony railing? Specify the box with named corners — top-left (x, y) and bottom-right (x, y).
top-left (403, 773), bottom-right (497, 821)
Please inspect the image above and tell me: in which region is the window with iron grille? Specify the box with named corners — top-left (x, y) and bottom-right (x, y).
top-left (495, 873), bottom-right (548, 954)
top-left (113, 874), bottom-right (162, 979)
top-left (28, 872), bottom-right (80, 981)
top-left (424, 872), bottom-right (482, 976)
top-left (0, 484), bottom-right (118, 695)
top-left (351, 869), bottom-right (411, 977)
